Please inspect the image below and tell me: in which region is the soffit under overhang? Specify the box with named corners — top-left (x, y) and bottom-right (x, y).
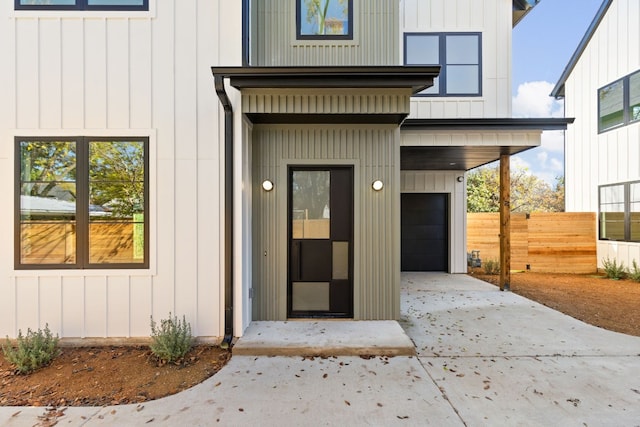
top-left (400, 118), bottom-right (574, 171)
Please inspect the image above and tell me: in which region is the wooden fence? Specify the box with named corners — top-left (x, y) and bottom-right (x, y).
top-left (467, 212), bottom-right (597, 273)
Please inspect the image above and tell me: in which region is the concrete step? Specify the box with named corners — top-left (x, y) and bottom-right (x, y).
top-left (232, 320), bottom-right (416, 357)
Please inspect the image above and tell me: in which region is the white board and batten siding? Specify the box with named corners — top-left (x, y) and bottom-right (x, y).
top-left (401, 0), bottom-right (513, 119)
top-left (0, 1), bottom-right (243, 340)
top-left (563, 0), bottom-right (640, 268)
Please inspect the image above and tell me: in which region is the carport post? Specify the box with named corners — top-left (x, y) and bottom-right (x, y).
top-left (499, 154), bottom-right (511, 291)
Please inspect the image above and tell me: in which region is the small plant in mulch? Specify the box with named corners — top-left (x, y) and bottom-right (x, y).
top-left (149, 313), bottom-right (194, 364)
top-left (628, 260), bottom-right (640, 282)
top-left (483, 259), bottom-right (500, 275)
top-left (2, 324), bottom-right (60, 374)
top-left (602, 257), bottom-right (627, 280)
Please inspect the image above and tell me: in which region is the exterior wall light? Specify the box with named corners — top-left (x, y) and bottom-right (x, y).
top-left (262, 180), bottom-right (274, 192)
top-left (372, 180), bottom-right (384, 191)
top-left (456, 176), bottom-right (464, 183)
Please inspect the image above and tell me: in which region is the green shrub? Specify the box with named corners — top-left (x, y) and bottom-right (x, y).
top-left (2, 324), bottom-right (59, 374)
top-left (150, 313), bottom-right (193, 364)
top-left (629, 260), bottom-right (640, 282)
top-left (602, 257), bottom-right (627, 280)
top-left (483, 259), bottom-right (500, 275)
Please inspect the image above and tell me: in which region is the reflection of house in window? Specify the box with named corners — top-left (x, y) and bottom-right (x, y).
top-left (324, 17), bottom-right (345, 35)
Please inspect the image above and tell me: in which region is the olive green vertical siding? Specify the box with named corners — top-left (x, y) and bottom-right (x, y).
top-left (252, 0), bottom-right (399, 66)
top-left (252, 124), bottom-right (400, 320)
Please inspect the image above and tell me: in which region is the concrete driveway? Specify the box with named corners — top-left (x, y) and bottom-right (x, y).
top-left (2, 273), bottom-right (640, 426)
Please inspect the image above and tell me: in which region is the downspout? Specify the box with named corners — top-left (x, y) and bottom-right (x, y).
top-left (214, 74), bottom-right (234, 348)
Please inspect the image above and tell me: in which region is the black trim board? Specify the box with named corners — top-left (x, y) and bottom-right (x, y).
top-left (402, 117), bottom-right (574, 131)
top-left (211, 66), bottom-right (440, 95)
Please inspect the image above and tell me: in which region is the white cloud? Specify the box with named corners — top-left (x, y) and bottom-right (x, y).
top-left (541, 130), bottom-right (564, 153)
top-left (512, 81), bottom-right (564, 118)
top-left (549, 157), bottom-right (563, 172)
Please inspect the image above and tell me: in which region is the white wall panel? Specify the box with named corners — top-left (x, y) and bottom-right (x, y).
top-left (174, 159), bottom-right (199, 324)
top-left (107, 276), bottom-right (130, 337)
top-left (61, 19), bottom-right (85, 128)
top-left (16, 19), bottom-right (39, 129)
top-left (564, 0), bottom-right (640, 264)
top-left (106, 18), bottom-right (130, 128)
top-left (2, 0), bottom-right (237, 339)
top-left (84, 19), bottom-right (108, 129)
top-left (38, 279), bottom-right (62, 334)
top-left (129, 19), bottom-right (152, 129)
top-left (39, 19), bottom-right (62, 128)
top-left (16, 277), bottom-right (39, 332)
top-left (62, 277), bottom-right (84, 337)
top-left (129, 276), bottom-right (153, 337)
top-left (401, 0), bottom-right (510, 119)
top-left (84, 276), bottom-right (107, 337)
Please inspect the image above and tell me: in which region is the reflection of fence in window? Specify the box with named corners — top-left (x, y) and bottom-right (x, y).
top-left (20, 222), bottom-right (143, 264)
top-left (89, 222), bottom-right (144, 264)
top-left (292, 209), bottom-right (329, 239)
top-left (600, 212), bottom-right (625, 240)
top-left (21, 222), bottom-right (76, 264)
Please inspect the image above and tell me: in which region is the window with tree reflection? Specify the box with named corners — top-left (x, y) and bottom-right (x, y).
top-left (297, 0), bottom-right (352, 40)
top-left (16, 137), bottom-right (148, 269)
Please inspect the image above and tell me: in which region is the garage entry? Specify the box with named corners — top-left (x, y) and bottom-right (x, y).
top-left (401, 193), bottom-right (448, 271)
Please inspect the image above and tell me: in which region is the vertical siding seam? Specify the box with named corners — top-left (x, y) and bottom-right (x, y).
top-left (172, 0), bottom-right (177, 315)
top-left (194, 0), bottom-right (199, 335)
top-left (127, 18), bottom-right (132, 129)
top-left (36, 18), bottom-right (41, 128)
top-left (57, 17), bottom-right (63, 129)
top-left (104, 18), bottom-right (109, 128)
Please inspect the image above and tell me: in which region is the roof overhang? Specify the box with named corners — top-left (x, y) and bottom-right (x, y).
top-left (551, 0), bottom-right (613, 98)
top-left (512, 0), bottom-right (540, 27)
top-left (212, 66), bottom-right (440, 125)
top-left (400, 117), bottom-right (574, 171)
top-left (211, 66), bottom-right (441, 95)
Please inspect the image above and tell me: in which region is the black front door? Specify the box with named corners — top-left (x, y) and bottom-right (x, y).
top-left (288, 167), bottom-right (353, 318)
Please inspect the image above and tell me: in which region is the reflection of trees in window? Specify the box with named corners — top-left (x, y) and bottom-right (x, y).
top-left (292, 171), bottom-right (330, 220)
top-left (89, 141), bottom-right (145, 219)
top-left (599, 80), bottom-right (624, 131)
top-left (630, 72), bottom-right (640, 122)
top-left (16, 137), bottom-right (148, 268)
top-left (20, 141), bottom-right (77, 203)
top-left (302, 0), bottom-right (348, 36)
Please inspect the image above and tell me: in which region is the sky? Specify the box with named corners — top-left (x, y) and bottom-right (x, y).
top-left (509, 0), bottom-right (604, 185)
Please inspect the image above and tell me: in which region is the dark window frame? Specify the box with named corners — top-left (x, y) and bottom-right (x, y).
top-left (296, 0), bottom-right (353, 41)
top-left (15, 136), bottom-right (150, 270)
top-left (598, 180), bottom-right (640, 242)
top-left (404, 32), bottom-right (482, 97)
top-left (598, 69), bottom-right (640, 133)
top-left (15, 0), bottom-right (148, 11)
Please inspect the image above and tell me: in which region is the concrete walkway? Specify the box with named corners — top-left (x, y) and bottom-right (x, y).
top-left (2, 273), bottom-right (640, 426)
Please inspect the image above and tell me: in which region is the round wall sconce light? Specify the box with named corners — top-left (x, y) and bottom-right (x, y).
top-left (262, 180), bottom-right (274, 192)
top-left (456, 176), bottom-right (464, 183)
top-left (372, 180), bottom-right (384, 191)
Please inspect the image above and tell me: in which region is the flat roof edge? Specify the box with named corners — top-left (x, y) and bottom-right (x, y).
top-left (402, 117), bottom-right (574, 131)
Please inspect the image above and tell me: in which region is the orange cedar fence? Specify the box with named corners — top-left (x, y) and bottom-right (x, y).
top-left (467, 212), bottom-right (597, 273)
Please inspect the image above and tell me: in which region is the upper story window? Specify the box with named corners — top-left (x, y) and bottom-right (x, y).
top-left (15, 0), bottom-right (148, 11)
top-left (15, 137), bottom-right (149, 269)
top-left (296, 0), bottom-right (353, 40)
top-left (598, 69), bottom-right (640, 133)
top-left (599, 181), bottom-right (640, 242)
top-left (404, 33), bottom-right (482, 97)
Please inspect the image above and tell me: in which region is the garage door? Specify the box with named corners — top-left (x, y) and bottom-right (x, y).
top-left (401, 193), bottom-right (448, 271)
